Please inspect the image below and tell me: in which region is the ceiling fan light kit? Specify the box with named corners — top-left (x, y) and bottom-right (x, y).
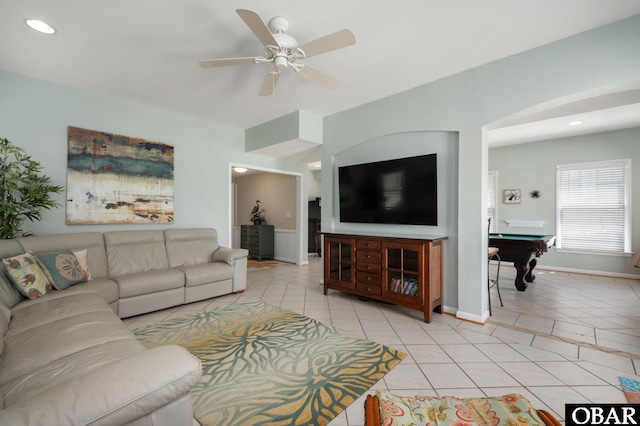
top-left (198, 9), bottom-right (355, 96)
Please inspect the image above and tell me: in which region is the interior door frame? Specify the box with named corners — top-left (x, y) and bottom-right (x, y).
top-left (228, 163), bottom-right (307, 266)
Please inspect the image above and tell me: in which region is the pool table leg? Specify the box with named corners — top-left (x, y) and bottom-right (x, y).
top-left (514, 258), bottom-right (538, 291)
top-left (525, 258), bottom-right (537, 283)
top-left (514, 264), bottom-right (529, 291)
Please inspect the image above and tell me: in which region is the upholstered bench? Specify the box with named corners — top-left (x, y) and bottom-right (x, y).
top-left (365, 391), bottom-right (561, 426)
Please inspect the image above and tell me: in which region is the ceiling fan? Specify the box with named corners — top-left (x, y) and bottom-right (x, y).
top-left (198, 9), bottom-right (356, 96)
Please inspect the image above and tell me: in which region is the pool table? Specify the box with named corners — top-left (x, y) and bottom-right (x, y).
top-left (488, 233), bottom-right (556, 291)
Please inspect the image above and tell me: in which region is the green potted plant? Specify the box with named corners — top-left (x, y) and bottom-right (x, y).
top-left (0, 137), bottom-right (63, 239)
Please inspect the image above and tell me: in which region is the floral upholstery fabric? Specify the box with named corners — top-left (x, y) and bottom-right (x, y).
top-left (2, 252), bottom-right (52, 299)
top-left (377, 391), bottom-right (545, 426)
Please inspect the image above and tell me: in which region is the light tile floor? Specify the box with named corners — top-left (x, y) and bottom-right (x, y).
top-left (125, 257), bottom-right (640, 426)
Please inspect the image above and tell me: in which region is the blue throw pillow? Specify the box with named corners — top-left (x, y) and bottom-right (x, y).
top-left (35, 250), bottom-right (88, 290)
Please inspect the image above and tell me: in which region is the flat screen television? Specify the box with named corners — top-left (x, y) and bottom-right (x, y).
top-left (338, 153), bottom-right (437, 226)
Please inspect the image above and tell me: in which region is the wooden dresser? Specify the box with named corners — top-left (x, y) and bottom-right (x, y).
top-left (240, 225), bottom-right (274, 261)
top-left (323, 233), bottom-right (446, 323)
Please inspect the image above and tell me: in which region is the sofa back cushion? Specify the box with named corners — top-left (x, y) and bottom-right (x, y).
top-left (0, 240), bottom-right (27, 309)
top-left (165, 228), bottom-right (219, 268)
top-left (17, 232), bottom-right (109, 280)
top-left (104, 230), bottom-right (169, 276)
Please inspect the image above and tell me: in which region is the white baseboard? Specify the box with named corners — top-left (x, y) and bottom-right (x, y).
top-left (489, 261), bottom-right (639, 280)
top-left (455, 309), bottom-right (489, 324)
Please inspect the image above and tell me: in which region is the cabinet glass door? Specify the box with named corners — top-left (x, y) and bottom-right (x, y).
top-left (328, 240), bottom-right (352, 283)
top-left (383, 243), bottom-right (422, 302)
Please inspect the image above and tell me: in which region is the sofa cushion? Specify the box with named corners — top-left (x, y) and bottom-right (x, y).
top-left (105, 230), bottom-right (169, 276)
top-left (2, 253), bottom-right (52, 299)
top-left (165, 228), bottom-right (218, 268)
top-left (0, 304), bottom-right (136, 386)
top-left (0, 345), bottom-right (201, 426)
top-left (7, 292), bottom-right (115, 338)
top-left (0, 304), bottom-right (9, 336)
top-left (180, 262), bottom-right (234, 287)
top-left (0, 240), bottom-right (26, 309)
top-left (0, 304), bottom-right (10, 367)
top-left (60, 278), bottom-right (119, 304)
top-left (35, 249), bottom-right (88, 290)
top-left (115, 269), bottom-right (185, 298)
top-left (0, 338), bottom-right (145, 408)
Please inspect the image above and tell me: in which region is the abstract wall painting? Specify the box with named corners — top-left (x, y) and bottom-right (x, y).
top-left (66, 126), bottom-right (174, 224)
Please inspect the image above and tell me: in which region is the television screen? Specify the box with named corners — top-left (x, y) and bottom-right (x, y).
top-left (338, 154), bottom-right (437, 226)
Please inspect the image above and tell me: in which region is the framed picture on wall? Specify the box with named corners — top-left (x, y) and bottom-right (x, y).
top-left (66, 126), bottom-right (174, 224)
top-left (503, 189), bottom-right (521, 204)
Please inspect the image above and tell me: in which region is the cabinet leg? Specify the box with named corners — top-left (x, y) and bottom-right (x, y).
top-left (423, 308), bottom-right (432, 323)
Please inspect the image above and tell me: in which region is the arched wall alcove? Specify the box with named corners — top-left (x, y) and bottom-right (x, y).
top-left (328, 131), bottom-right (460, 313)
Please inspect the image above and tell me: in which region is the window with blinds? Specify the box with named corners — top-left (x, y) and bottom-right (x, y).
top-left (556, 159), bottom-right (631, 254)
top-left (488, 171), bottom-right (497, 232)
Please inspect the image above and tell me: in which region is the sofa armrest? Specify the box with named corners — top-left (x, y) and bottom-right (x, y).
top-left (0, 345), bottom-right (202, 426)
top-left (212, 246), bottom-right (249, 266)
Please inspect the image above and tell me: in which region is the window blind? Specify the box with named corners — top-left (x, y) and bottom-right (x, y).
top-left (556, 159), bottom-right (630, 254)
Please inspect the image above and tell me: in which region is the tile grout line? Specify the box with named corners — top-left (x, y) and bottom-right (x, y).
top-left (490, 319), bottom-right (639, 361)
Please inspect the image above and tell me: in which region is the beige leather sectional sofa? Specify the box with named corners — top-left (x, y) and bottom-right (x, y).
top-left (0, 228), bottom-right (248, 425)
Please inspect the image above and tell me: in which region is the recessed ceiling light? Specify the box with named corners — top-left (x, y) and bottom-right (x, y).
top-left (568, 120), bottom-right (583, 126)
top-left (234, 167), bottom-right (248, 173)
top-left (25, 19), bottom-right (56, 34)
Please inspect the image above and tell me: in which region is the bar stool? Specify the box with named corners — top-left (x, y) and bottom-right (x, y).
top-left (487, 218), bottom-right (503, 315)
top-left (488, 247), bottom-right (503, 314)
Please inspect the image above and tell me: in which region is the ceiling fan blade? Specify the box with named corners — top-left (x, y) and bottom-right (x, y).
top-left (297, 64), bottom-right (340, 89)
top-left (259, 71), bottom-right (281, 96)
top-left (198, 57), bottom-right (256, 68)
top-left (297, 29), bottom-right (356, 58)
top-left (236, 9), bottom-right (280, 48)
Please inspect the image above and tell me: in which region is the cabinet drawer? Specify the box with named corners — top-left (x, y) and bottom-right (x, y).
top-left (356, 282), bottom-right (381, 296)
top-left (356, 262), bottom-right (381, 273)
top-left (356, 271), bottom-right (381, 285)
top-left (356, 240), bottom-right (381, 250)
top-left (356, 251), bottom-right (381, 263)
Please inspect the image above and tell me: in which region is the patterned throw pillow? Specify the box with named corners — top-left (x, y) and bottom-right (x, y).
top-left (72, 249), bottom-right (92, 280)
top-left (377, 391), bottom-right (546, 426)
top-left (2, 253), bottom-right (52, 299)
top-left (35, 250), bottom-right (88, 291)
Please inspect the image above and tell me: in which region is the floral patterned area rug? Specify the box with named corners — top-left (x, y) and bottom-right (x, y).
top-left (134, 299), bottom-right (405, 425)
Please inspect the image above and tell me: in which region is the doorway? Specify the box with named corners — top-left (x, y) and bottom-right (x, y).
top-left (229, 164), bottom-right (307, 266)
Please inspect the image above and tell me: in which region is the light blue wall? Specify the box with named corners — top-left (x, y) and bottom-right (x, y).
top-left (245, 111), bottom-right (299, 151)
top-left (489, 128), bottom-right (640, 276)
top-left (330, 131), bottom-right (459, 310)
top-left (322, 15), bottom-right (640, 322)
top-left (0, 70), bottom-right (307, 247)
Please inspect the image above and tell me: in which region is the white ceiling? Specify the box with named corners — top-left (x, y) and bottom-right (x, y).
top-left (2, 1), bottom-right (640, 161)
